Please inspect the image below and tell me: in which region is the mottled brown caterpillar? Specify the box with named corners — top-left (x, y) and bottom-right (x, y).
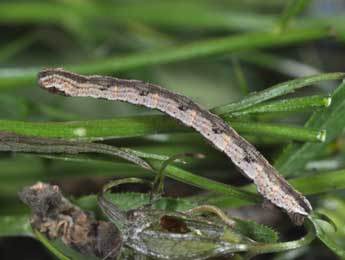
top-left (38, 68), bottom-right (312, 224)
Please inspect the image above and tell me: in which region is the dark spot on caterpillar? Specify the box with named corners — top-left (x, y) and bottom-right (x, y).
top-left (212, 127), bottom-right (224, 134)
top-left (99, 85), bottom-right (110, 91)
top-left (243, 155), bottom-right (255, 163)
top-left (178, 104), bottom-right (188, 111)
top-left (38, 69), bottom-right (313, 221)
top-left (139, 90), bottom-right (149, 96)
top-left (89, 76), bottom-right (117, 90)
top-left (100, 80), bottom-right (116, 90)
top-left (37, 70), bottom-right (50, 79)
top-left (47, 86), bottom-right (68, 96)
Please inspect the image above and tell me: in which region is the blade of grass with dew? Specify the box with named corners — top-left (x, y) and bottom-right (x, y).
top-left (275, 80), bottom-right (345, 176)
top-left (0, 117), bottom-right (325, 142)
top-left (0, 27), bottom-right (331, 90)
top-left (212, 72), bottom-right (345, 115)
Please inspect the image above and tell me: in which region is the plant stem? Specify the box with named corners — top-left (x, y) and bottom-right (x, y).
top-left (228, 95), bottom-right (331, 117)
top-left (246, 220), bottom-right (315, 257)
top-left (0, 117), bottom-right (325, 142)
top-left (230, 121), bottom-right (325, 142)
top-left (201, 168), bottom-right (345, 208)
top-left (148, 160), bottom-right (261, 203)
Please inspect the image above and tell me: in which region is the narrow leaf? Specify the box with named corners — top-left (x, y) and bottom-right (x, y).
top-left (309, 216), bottom-right (345, 258)
top-left (198, 168), bottom-right (345, 209)
top-left (212, 72), bottom-right (344, 115)
top-left (0, 117), bottom-right (326, 142)
top-left (0, 132), bottom-right (151, 170)
top-left (229, 95), bottom-right (331, 117)
top-left (275, 80), bottom-right (345, 176)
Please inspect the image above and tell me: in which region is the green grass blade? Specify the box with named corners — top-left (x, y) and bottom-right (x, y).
top-left (0, 147), bottom-right (260, 204)
top-left (309, 215), bottom-right (345, 258)
top-left (290, 169), bottom-right (345, 195)
top-left (21, 152), bottom-right (263, 204)
top-left (0, 117), bottom-right (325, 142)
top-left (0, 132), bottom-right (151, 170)
top-left (229, 95), bottom-right (331, 117)
top-left (212, 72), bottom-right (345, 115)
top-left (275, 80), bottom-right (345, 176)
top-left (0, 2), bottom-right (274, 30)
top-left (148, 160), bottom-right (261, 203)
top-left (229, 121), bottom-right (325, 142)
top-left (0, 27), bottom-right (330, 90)
top-left (246, 220), bottom-right (315, 257)
top-left (199, 168), bottom-right (345, 208)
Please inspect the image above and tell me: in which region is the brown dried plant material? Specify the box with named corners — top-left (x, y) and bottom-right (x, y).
top-left (18, 182), bottom-right (122, 259)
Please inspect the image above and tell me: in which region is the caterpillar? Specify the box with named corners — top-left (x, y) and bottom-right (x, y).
top-left (38, 68), bottom-right (312, 224)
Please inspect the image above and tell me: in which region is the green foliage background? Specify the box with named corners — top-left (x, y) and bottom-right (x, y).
top-left (1, 0), bottom-right (345, 259)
